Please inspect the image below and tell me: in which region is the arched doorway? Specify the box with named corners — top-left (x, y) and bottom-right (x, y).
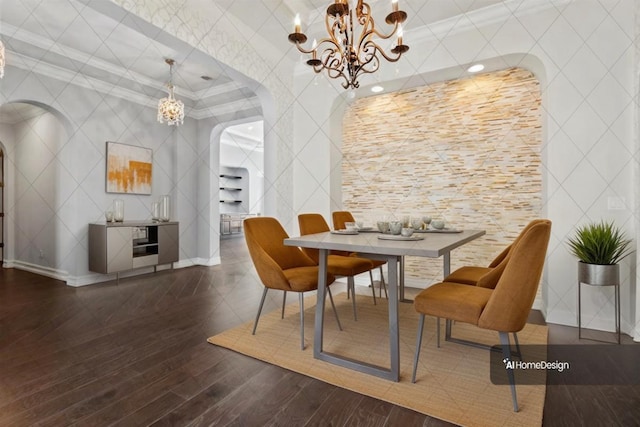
top-left (219, 119), bottom-right (264, 238)
top-left (0, 101), bottom-right (70, 272)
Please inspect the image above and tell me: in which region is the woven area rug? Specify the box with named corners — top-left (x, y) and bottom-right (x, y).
top-left (207, 292), bottom-right (547, 426)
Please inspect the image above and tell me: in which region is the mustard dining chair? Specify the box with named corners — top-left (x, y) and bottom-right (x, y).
top-left (244, 217), bottom-right (342, 350)
top-left (443, 219), bottom-right (549, 347)
top-left (444, 219), bottom-right (548, 289)
top-left (332, 210), bottom-right (388, 299)
top-left (411, 219), bottom-right (551, 412)
top-left (298, 213), bottom-right (376, 321)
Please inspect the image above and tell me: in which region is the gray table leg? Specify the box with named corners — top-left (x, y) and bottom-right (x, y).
top-left (314, 248), bottom-right (328, 358)
top-left (443, 252), bottom-right (451, 278)
top-left (387, 255), bottom-right (400, 379)
top-left (314, 253), bottom-right (400, 381)
top-left (399, 256), bottom-right (408, 302)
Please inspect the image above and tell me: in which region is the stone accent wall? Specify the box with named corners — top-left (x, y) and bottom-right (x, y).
top-left (342, 67), bottom-right (542, 284)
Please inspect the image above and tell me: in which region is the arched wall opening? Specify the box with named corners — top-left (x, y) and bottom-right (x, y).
top-left (204, 112), bottom-right (272, 266)
top-left (219, 119), bottom-right (265, 219)
top-left (329, 53), bottom-right (549, 307)
top-left (0, 100), bottom-right (72, 275)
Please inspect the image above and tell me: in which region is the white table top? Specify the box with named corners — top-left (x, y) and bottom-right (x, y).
top-left (285, 229), bottom-right (485, 258)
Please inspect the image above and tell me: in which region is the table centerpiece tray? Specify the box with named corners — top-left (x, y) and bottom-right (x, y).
top-left (377, 234), bottom-right (425, 241)
top-left (331, 230), bottom-right (359, 235)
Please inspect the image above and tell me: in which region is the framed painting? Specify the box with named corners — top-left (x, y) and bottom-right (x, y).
top-left (106, 141), bottom-right (152, 194)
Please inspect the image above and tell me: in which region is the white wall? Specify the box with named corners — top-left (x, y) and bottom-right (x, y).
top-left (0, 111), bottom-right (67, 273)
top-left (0, 65), bottom-right (209, 285)
top-left (290, 1), bottom-right (638, 337)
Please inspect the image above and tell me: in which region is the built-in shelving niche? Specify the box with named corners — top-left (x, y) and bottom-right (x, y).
top-left (219, 166), bottom-right (249, 213)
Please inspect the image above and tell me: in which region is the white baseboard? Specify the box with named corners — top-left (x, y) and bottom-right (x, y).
top-left (7, 260), bottom-right (69, 283)
top-left (6, 257), bottom-right (222, 287)
top-left (174, 257), bottom-right (221, 268)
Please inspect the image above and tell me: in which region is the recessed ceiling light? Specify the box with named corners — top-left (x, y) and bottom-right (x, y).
top-left (371, 85), bottom-right (384, 93)
top-left (200, 75), bottom-right (213, 80)
top-left (467, 64), bottom-right (484, 73)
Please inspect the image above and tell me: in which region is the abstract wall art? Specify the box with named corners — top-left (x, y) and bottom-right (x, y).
top-left (106, 141), bottom-right (152, 194)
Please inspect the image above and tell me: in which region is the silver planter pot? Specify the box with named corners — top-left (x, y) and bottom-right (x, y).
top-left (578, 262), bottom-right (619, 286)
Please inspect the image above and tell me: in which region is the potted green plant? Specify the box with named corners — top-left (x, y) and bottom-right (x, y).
top-left (568, 220), bottom-right (632, 285)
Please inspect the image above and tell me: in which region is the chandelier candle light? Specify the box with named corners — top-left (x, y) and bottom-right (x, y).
top-left (157, 58), bottom-right (184, 126)
top-left (288, 0), bottom-right (409, 89)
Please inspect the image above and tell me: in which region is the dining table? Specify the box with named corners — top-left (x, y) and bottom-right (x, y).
top-left (284, 228), bottom-right (486, 382)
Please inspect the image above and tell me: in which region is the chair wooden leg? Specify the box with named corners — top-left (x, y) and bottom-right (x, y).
top-left (299, 293), bottom-right (305, 350)
top-left (412, 313), bottom-right (426, 383)
top-left (327, 286), bottom-right (342, 331)
top-left (281, 291), bottom-right (287, 319)
top-left (252, 288), bottom-right (268, 335)
top-left (499, 331), bottom-right (519, 412)
top-left (348, 276), bottom-right (357, 321)
top-left (369, 270), bottom-right (377, 305)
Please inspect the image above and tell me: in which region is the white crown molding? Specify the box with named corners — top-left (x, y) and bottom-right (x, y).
top-left (194, 80), bottom-right (247, 99)
top-left (1, 22), bottom-right (255, 105)
top-left (8, 50), bottom-right (158, 108)
top-left (409, 0), bottom-right (574, 44)
top-left (189, 97), bottom-right (262, 120)
top-left (6, 49), bottom-right (261, 120)
top-left (0, 22), bottom-right (205, 101)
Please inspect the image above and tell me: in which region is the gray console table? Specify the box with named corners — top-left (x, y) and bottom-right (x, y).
top-left (89, 221), bottom-right (179, 275)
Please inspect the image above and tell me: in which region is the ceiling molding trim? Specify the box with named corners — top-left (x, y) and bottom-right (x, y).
top-left (194, 81), bottom-right (248, 99)
top-left (0, 22), bottom-right (204, 100)
top-left (410, 0), bottom-right (573, 45)
top-left (8, 50), bottom-right (158, 109)
top-left (189, 97), bottom-right (262, 120)
top-left (7, 50), bottom-right (260, 121)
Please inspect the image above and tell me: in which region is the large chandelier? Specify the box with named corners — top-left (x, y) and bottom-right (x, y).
top-left (157, 58), bottom-right (184, 126)
top-left (0, 39), bottom-right (5, 79)
top-left (288, 0), bottom-right (409, 89)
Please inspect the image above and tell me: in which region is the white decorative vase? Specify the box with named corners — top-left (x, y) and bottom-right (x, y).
top-left (151, 202), bottom-right (160, 221)
top-left (160, 195), bottom-right (170, 222)
top-left (113, 199), bottom-right (124, 222)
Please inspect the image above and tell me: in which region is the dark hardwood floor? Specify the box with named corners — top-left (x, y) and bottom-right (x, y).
top-left (0, 236), bottom-right (638, 426)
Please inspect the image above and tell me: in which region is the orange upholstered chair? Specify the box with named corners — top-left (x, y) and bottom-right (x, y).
top-left (244, 217), bottom-right (342, 350)
top-left (332, 210), bottom-right (388, 299)
top-left (298, 213), bottom-right (376, 320)
top-left (411, 220), bottom-right (551, 412)
top-left (444, 219), bottom-right (548, 289)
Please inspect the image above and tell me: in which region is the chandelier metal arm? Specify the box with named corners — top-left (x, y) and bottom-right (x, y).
top-left (288, 0), bottom-right (409, 89)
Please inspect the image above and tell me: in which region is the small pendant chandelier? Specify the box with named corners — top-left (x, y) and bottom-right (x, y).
top-left (157, 58), bottom-right (184, 126)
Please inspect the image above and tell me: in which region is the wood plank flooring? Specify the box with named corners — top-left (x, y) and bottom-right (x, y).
top-left (0, 236), bottom-right (638, 426)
